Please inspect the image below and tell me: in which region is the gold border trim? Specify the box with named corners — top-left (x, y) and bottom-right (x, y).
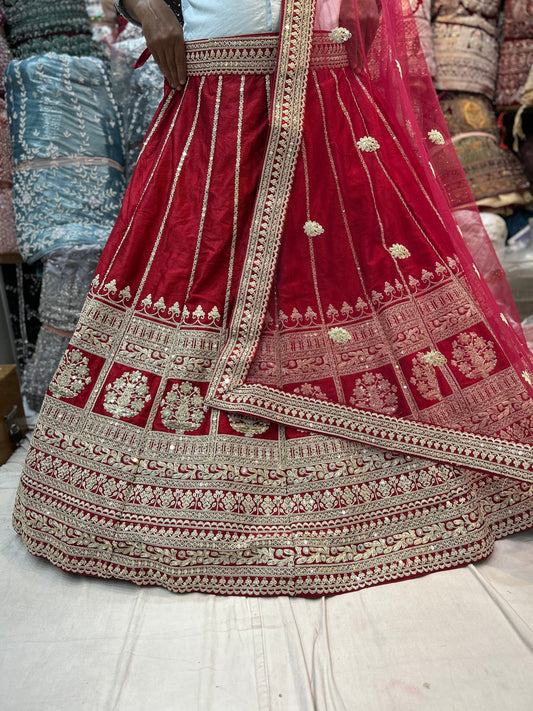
top-left (185, 33), bottom-right (348, 76)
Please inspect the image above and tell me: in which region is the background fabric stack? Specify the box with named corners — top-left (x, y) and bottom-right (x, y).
top-left (3, 0), bottom-right (106, 60)
top-left (432, 0), bottom-right (531, 211)
top-left (110, 20), bottom-right (164, 179)
top-left (0, 5), bottom-right (17, 260)
top-left (2, 0), bottom-right (125, 411)
top-left (409, 0), bottom-right (436, 80)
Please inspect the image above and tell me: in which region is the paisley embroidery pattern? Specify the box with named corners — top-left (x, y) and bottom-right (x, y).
top-left (160, 381), bottom-right (207, 432)
top-left (49, 349), bottom-right (92, 399)
top-left (103, 371), bottom-right (152, 419)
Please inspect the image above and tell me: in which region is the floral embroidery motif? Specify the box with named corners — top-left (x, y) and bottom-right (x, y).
top-left (388, 243), bottom-right (411, 259)
top-left (328, 327), bottom-right (352, 344)
top-left (350, 372), bottom-right (398, 414)
top-left (329, 27), bottom-right (352, 43)
top-left (410, 353), bottom-right (443, 401)
top-left (49, 349), bottom-right (92, 399)
top-left (451, 332), bottom-right (498, 379)
top-left (160, 381), bottom-right (207, 433)
top-left (357, 136), bottom-right (380, 152)
top-left (293, 383), bottom-right (328, 399)
top-left (303, 220), bottom-right (325, 237)
top-left (103, 371), bottom-right (152, 419)
top-left (523, 371), bottom-right (533, 386)
top-left (428, 129), bottom-right (445, 145)
top-left (228, 413), bottom-right (271, 436)
top-left (422, 351), bottom-right (447, 367)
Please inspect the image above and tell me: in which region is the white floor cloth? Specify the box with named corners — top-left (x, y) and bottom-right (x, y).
top-left (2, 441), bottom-right (533, 710)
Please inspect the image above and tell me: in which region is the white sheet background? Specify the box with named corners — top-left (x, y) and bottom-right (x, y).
top-left (2, 442), bottom-right (533, 711)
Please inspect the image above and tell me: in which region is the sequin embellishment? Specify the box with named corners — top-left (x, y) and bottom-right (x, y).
top-left (103, 371), bottom-right (152, 419)
top-left (304, 221), bottom-right (325, 237)
top-left (49, 349), bottom-right (92, 399)
top-left (160, 381), bottom-right (207, 432)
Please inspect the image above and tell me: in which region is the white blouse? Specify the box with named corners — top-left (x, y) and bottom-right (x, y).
top-left (115, 0), bottom-right (341, 40)
top-left (182, 0), bottom-right (282, 40)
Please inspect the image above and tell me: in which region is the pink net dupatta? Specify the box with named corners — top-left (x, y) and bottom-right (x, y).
top-left (206, 0), bottom-right (533, 483)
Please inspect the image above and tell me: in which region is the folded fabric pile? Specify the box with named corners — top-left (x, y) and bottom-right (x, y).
top-left (21, 245), bottom-right (101, 411)
top-left (86, 0), bottom-right (119, 56)
top-left (432, 0), bottom-right (531, 209)
top-left (3, 0), bottom-right (106, 60)
top-left (497, 0), bottom-right (533, 111)
top-left (110, 24), bottom-right (164, 179)
top-left (4, 50), bottom-right (125, 409)
top-left (5, 53), bottom-right (125, 263)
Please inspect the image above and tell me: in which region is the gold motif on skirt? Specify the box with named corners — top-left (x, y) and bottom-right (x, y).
top-left (227, 413), bottom-right (271, 436)
top-left (451, 332), bottom-right (498, 380)
top-left (49, 349), bottom-right (92, 399)
top-left (293, 383), bottom-right (328, 399)
top-left (427, 129), bottom-right (445, 145)
top-left (357, 136), bottom-right (380, 152)
top-left (103, 371), bottom-right (152, 419)
top-left (328, 327), bottom-right (352, 343)
top-left (388, 243), bottom-right (411, 259)
top-left (303, 220), bottom-right (325, 237)
top-left (410, 352), bottom-right (443, 401)
top-left (329, 27), bottom-right (352, 43)
top-left (160, 381), bottom-right (207, 432)
top-left (350, 372), bottom-right (399, 414)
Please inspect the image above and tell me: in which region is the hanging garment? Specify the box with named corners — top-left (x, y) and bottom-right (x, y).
top-left (13, 0), bottom-right (533, 597)
top-left (496, 0), bottom-right (533, 110)
top-left (5, 53), bottom-right (125, 263)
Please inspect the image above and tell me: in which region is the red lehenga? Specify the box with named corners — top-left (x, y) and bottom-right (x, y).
top-left (13, 0), bottom-right (533, 596)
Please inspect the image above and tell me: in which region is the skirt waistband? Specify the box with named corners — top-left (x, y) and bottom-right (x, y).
top-left (185, 34), bottom-right (349, 76)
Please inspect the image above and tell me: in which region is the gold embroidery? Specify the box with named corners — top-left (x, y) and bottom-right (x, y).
top-left (388, 243), bottom-right (411, 259)
top-left (329, 27), bottom-right (352, 43)
top-left (16, 412), bottom-right (533, 596)
top-left (422, 351), bottom-right (447, 367)
top-left (500, 313), bottom-right (509, 326)
top-left (303, 220), bottom-right (325, 237)
top-left (328, 327), bottom-right (352, 344)
top-left (293, 383), bottom-right (328, 399)
top-left (357, 136), bottom-right (380, 152)
top-left (451, 332), bottom-right (498, 379)
top-left (523, 371), bottom-right (533, 386)
top-left (49, 350), bottom-right (92, 399)
top-left (350, 372), bottom-right (399, 414)
top-left (103, 371), bottom-right (152, 419)
top-left (184, 34), bottom-right (349, 77)
top-left (160, 381), bottom-right (207, 432)
top-left (428, 129), bottom-right (445, 145)
top-left (410, 353), bottom-right (443, 401)
top-left (228, 413), bottom-right (271, 436)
